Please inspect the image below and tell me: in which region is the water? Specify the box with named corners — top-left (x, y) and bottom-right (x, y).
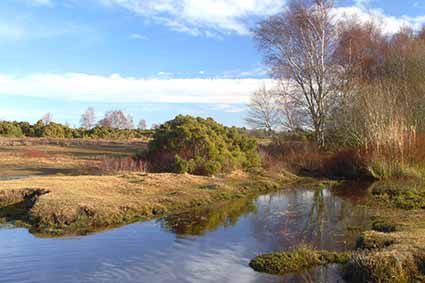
top-left (0, 183), bottom-right (371, 283)
top-left (0, 176), bottom-right (33, 181)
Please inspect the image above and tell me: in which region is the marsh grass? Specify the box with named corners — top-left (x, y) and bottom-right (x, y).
top-left (370, 181), bottom-right (425, 210)
top-left (0, 142), bottom-right (145, 177)
top-left (249, 246), bottom-right (351, 275)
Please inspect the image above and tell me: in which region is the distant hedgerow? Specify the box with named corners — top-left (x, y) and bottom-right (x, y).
top-left (0, 120), bottom-right (153, 140)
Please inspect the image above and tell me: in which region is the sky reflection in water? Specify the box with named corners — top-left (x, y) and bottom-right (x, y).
top-left (0, 184), bottom-right (371, 283)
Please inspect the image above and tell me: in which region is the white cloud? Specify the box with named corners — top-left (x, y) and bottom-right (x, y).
top-left (333, 6), bottom-right (425, 35)
top-left (221, 66), bottom-right (268, 79)
top-left (129, 33), bottom-right (148, 40)
top-left (157, 71), bottom-right (173, 76)
top-left (212, 104), bottom-right (245, 113)
top-left (98, 0), bottom-right (285, 36)
top-left (0, 73), bottom-right (274, 104)
top-left (96, 1), bottom-right (425, 37)
top-left (13, 0), bottom-right (425, 38)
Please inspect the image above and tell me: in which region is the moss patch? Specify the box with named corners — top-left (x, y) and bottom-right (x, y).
top-left (249, 247), bottom-right (351, 275)
top-left (356, 231), bottom-right (395, 250)
top-left (372, 220), bottom-right (398, 233)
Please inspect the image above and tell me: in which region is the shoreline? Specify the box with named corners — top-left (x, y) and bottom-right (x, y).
top-left (0, 172), bottom-right (296, 236)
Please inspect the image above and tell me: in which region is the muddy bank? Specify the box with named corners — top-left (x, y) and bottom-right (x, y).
top-left (0, 173), bottom-right (289, 236)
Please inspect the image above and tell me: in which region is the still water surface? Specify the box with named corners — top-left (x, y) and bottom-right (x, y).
top-left (0, 183), bottom-right (371, 283)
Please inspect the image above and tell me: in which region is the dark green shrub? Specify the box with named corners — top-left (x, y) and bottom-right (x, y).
top-left (147, 115), bottom-right (261, 176)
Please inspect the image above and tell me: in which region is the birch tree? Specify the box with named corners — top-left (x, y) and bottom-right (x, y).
top-left (254, 0), bottom-right (338, 147)
top-left (246, 86), bottom-right (281, 135)
top-left (41, 113), bottom-right (53, 126)
top-left (80, 107), bottom-right (96, 129)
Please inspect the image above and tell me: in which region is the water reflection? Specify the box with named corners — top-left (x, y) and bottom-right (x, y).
top-left (0, 183), bottom-right (371, 283)
top-left (161, 197), bottom-right (256, 236)
top-left (0, 176), bottom-right (33, 181)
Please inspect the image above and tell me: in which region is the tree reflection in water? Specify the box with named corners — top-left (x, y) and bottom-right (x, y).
top-left (161, 197), bottom-right (257, 236)
top-left (161, 182), bottom-right (371, 251)
top-left (250, 183), bottom-right (371, 252)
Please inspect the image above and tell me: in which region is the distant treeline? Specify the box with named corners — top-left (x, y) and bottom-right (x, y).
top-left (0, 120), bottom-right (154, 140)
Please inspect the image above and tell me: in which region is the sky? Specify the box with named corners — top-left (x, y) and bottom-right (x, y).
top-left (1, 0), bottom-right (425, 128)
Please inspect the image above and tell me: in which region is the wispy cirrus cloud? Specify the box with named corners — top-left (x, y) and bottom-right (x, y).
top-left (97, 0), bottom-right (425, 37)
top-left (11, 0), bottom-right (425, 38)
top-left (97, 0), bottom-right (285, 36)
top-left (129, 33), bottom-right (148, 40)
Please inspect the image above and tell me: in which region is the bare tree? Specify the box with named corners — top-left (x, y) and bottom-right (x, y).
top-left (98, 110), bottom-right (134, 129)
top-left (80, 107), bottom-right (96, 129)
top-left (138, 119), bottom-right (147, 130)
top-left (126, 114), bottom-right (134, 129)
top-left (254, 0), bottom-right (338, 147)
top-left (276, 82), bottom-right (308, 131)
top-left (246, 86), bottom-right (281, 135)
top-left (41, 113), bottom-right (53, 125)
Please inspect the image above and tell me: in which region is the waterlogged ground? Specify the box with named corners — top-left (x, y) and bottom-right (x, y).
top-left (0, 183), bottom-right (372, 283)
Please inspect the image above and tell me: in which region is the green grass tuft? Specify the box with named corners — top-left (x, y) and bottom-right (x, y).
top-left (249, 246), bottom-right (351, 275)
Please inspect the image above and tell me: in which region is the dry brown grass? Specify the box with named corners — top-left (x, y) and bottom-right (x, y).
top-left (0, 154), bottom-right (88, 176)
top-left (345, 228), bottom-right (425, 283)
top-left (0, 173), bottom-right (282, 235)
top-left (0, 141), bottom-right (147, 176)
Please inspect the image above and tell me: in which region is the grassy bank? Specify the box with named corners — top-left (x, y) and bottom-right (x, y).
top-left (0, 172), bottom-right (288, 236)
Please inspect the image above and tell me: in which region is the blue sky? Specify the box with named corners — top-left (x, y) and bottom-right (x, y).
top-left (1, 0), bottom-right (425, 128)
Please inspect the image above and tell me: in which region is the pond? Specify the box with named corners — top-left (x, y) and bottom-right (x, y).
top-left (0, 182), bottom-right (371, 283)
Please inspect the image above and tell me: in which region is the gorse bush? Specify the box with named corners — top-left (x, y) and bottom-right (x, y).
top-left (0, 122), bottom-right (24, 137)
top-left (147, 115), bottom-right (261, 176)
